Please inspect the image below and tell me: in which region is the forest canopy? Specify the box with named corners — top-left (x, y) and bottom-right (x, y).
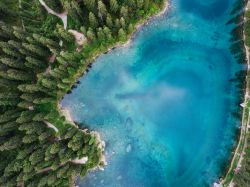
top-left (0, 0), bottom-right (164, 186)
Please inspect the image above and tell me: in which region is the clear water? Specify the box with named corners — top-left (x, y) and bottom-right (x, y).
top-left (61, 0), bottom-right (246, 186)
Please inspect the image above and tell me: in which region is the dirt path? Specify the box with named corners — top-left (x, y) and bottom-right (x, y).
top-left (221, 2), bottom-right (250, 186)
top-left (38, 0), bottom-right (67, 29)
top-left (38, 0), bottom-right (87, 45)
top-left (44, 120), bottom-right (59, 133)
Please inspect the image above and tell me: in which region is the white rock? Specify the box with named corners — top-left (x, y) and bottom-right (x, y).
top-left (213, 183), bottom-right (222, 187)
top-left (71, 156), bottom-right (88, 164)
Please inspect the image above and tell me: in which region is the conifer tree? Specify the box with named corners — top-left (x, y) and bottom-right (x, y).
top-left (89, 12), bottom-right (98, 29)
top-left (120, 17), bottom-right (126, 29)
top-left (83, 0), bottom-right (96, 10)
top-left (128, 23), bottom-right (134, 33)
top-left (98, 0), bottom-right (107, 20)
top-left (106, 14), bottom-right (113, 29)
top-left (87, 28), bottom-right (96, 41)
top-left (118, 28), bottom-right (126, 40)
top-left (97, 28), bottom-right (105, 41)
top-left (120, 6), bottom-right (128, 19)
top-left (110, 0), bottom-right (119, 13)
top-left (0, 58), bottom-right (24, 69)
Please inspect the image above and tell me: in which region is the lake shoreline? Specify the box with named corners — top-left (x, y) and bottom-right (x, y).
top-left (61, 0), bottom-right (248, 186)
top-left (219, 0), bottom-right (250, 186)
top-left (61, 1), bottom-right (247, 186)
top-left (60, 0), bottom-right (170, 176)
top-left (79, 0), bottom-right (170, 76)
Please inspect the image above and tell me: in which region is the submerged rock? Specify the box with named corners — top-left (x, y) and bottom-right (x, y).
top-left (126, 144), bottom-right (132, 153)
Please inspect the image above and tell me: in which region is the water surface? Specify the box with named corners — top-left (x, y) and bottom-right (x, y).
top-left (62, 0), bottom-right (246, 186)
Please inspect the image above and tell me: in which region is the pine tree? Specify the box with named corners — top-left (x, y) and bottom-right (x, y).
top-left (13, 28), bottom-right (28, 41)
top-left (0, 92), bottom-right (19, 99)
top-left (110, 0), bottom-right (119, 13)
top-left (0, 135), bottom-right (22, 151)
top-left (8, 40), bottom-right (22, 51)
top-left (2, 47), bottom-right (23, 59)
top-left (59, 148), bottom-right (75, 163)
top-left (87, 28), bottom-right (96, 41)
top-left (0, 110), bottom-right (21, 123)
top-left (120, 17), bottom-right (126, 29)
top-left (128, 23), bottom-right (134, 33)
top-left (0, 121), bottom-right (17, 135)
top-left (16, 145), bottom-right (36, 160)
top-left (16, 111), bottom-right (36, 124)
top-left (32, 34), bottom-right (59, 48)
top-left (71, 1), bottom-right (84, 21)
top-left (7, 69), bottom-right (33, 81)
top-left (32, 112), bottom-right (47, 122)
top-left (83, 0), bottom-right (96, 11)
top-left (0, 24), bottom-right (13, 39)
top-left (29, 148), bottom-right (44, 166)
top-left (0, 42), bottom-right (23, 59)
top-left (106, 14), bottom-right (113, 29)
top-left (118, 28), bottom-right (126, 40)
top-left (98, 1), bottom-right (107, 20)
top-left (25, 57), bottom-right (47, 70)
top-left (18, 84), bottom-right (40, 93)
top-left (56, 25), bottom-right (75, 43)
top-left (50, 142), bottom-right (60, 154)
top-left (23, 134), bottom-right (37, 144)
top-left (89, 12), bottom-right (98, 29)
top-left (23, 160), bottom-right (33, 173)
top-left (0, 78), bottom-right (19, 89)
top-left (0, 58), bottom-right (24, 69)
top-left (103, 26), bottom-right (112, 41)
top-left (39, 131), bottom-right (53, 141)
top-left (120, 6), bottom-right (128, 19)
top-left (22, 43), bottom-right (49, 58)
top-left (97, 28), bottom-right (105, 41)
top-left (0, 99), bottom-right (19, 107)
top-left (115, 18), bottom-right (121, 30)
top-left (18, 101), bottom-right (33, 109)
top-left (63, 127), bottom-right (78, 139)
top-left (40, 78), bottom-right (57, 90)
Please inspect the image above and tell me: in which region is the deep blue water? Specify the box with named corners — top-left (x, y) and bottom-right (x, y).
top-left (61, 0), bottom-right (246, 186)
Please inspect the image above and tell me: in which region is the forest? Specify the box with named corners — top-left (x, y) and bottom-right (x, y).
top-left (0, 0), bottom-right (164, 186)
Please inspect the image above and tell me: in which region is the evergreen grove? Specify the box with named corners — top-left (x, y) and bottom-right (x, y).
top-left (0, 0), bottom-right (164, 186)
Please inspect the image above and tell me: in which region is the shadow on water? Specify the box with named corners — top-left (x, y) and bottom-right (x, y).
top-left (228, 0), bottom-right (247, 102)
top-left (61, 0), bottom-right (249, 186)
top-left (220, 0), bottom-right (248, 179)
top-left (228, 0), bottom-right (247, 62)
top-left (180, 0), bottom-right (229, 19)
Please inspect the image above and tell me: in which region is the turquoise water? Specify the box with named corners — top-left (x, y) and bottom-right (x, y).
top-left (61, 0), bottom-right (246, 186)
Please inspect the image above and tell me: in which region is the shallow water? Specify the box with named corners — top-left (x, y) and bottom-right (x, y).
top-left (61, 0), bottom-right (246, 186)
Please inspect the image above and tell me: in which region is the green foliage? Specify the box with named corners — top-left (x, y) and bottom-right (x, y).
top-left (44, 0), bottom-right (63, 13)
top-left (110, 0), bottom-right (119, 13)
top-left (89, 12), bottom-right (98, 28)
top-left (232, 8), bottom-right (250, 187)
top-left (0, 0), bottom-right (164, 186)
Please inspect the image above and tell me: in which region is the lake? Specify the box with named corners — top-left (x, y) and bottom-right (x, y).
top-left (61, 0), bottom-right (246, 186)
